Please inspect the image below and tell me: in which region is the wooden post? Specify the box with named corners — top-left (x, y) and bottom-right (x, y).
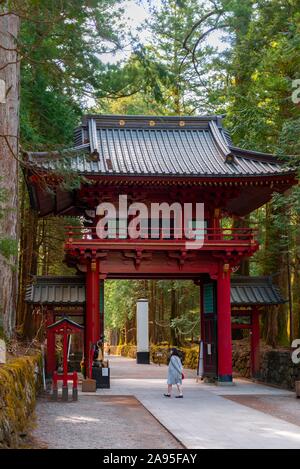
top-left (251, 307), bottom-right (260, 378)
top-left (85, 258), bottom-right (100, 378)
top-left (213, 208), bottom-right (221, 240)
top-left (217, 264), bottom-right (233, 383)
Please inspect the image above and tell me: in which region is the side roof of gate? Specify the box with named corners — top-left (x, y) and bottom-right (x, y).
top-left (26, 275), bottom-right (286, 307)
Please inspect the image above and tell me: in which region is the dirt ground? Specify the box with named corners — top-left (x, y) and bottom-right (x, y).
top-left (224, 394), bottom-right (300, 427)
top-left (32, 395), bottom-right (183, 449)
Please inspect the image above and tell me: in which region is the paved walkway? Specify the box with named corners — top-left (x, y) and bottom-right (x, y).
top-left (95, 356), bottom-right (300, 449)
top-left (33, 355), bottom-right (300, 449)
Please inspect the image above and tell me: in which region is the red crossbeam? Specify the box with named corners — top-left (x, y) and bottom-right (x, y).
top-left (65, 226), bottom-right (258, 244)
top-left (53, 371), bottom-right (78, 389)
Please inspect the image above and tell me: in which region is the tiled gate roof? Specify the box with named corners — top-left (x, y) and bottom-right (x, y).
top-left (26, 115), bottom-right (292, 179)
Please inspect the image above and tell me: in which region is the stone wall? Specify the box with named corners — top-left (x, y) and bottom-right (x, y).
top-left (232, 341), bottom-right (251, 378)
top-left (232, 340), bottom-right (300, 390)
top-left (0, 354), bottom-right (42, 448)
top-left (259, 351), bottom-right (300, 390)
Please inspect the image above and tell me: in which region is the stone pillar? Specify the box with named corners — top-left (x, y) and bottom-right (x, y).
top-left (136, 299), bottom-right (150, 364)
top-left (85, 258), bottom-right (100, 378)
top-left (217, 264), bottom-right (233, 383)
top-left (251, 307), bottom-right (260, 378)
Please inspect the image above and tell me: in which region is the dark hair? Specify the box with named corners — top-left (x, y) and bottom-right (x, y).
top-left (167, 347), bottom-right (182, 365)
top-left (170, 348), bottom-right (180, 357)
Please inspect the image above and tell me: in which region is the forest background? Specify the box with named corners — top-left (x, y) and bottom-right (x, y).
top-left (1, 0), bottom-right (300, 348)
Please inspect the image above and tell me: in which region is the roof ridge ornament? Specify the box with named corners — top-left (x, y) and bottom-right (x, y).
top-left (87, 149), bottom-right (100, 162)
top-left (209, 121), bottom-right (236, 164)
top-left (88, 118), bottom-right (99, 154)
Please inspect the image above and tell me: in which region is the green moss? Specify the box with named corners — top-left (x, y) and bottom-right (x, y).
top-left (0, 354), bottom-right (41, 448)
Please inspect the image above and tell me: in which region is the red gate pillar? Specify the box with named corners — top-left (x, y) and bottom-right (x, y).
top-left (251, 307), bottom-right (260, 378)
top-left (46, 308), bottom-right (56, 376)
top-left (85, 257), bottom-right (100, 378)
top-left (99, 278), bottom-right (104, 341)
top-left (62, 322), bottom-right (69, 400)
top-left (217, 264), bottom-right (233, 383)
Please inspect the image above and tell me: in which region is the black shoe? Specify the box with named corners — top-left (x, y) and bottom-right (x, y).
top-left (176, 395), bottom-right (183, 398)
top-left (163, 393), bottom-right (171, 397)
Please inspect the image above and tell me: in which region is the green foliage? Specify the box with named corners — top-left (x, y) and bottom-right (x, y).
top-left (35, 217), bottom-right (80, 276)
top-left (17, 0), bottom-right (129, 284)
top-left (219, 0), bottom-right (300, 149)
top-left (0, 184), bottom-right (17, 261)
top-left (18, 0), bottom-right (126, 149)
top-left (0, 186), bottom-right (7, 214)
top-left (143, 0), bottom-right (223, 114)
top-left (105, 279), bottom-right (200, 344)
top-left (105, 280), bottom-right (146, 331)
top-left (20, 74), bottom-right (82, 147)
top-left (220, 0), bottom-right (300, 344)
top-left (99, 0), bottom-right (222, 114)
top-left (170, 311), bottom-right (200, 337)
top-left (0, 239), bottom-right (18, 260)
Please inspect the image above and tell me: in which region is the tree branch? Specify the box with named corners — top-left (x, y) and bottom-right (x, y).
top-left (183, 9), bottom-right (223, 50)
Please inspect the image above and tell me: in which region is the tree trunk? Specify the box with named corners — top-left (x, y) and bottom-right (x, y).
top-left (17, 179), bottom-right (39, 336)
top-left (0, 9), bottom-right (20, 337)
top-left (262, 203), bottom-right (289, 346)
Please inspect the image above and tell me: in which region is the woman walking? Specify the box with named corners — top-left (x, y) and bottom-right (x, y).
top-left (164, 348), bottom-right (183, 398)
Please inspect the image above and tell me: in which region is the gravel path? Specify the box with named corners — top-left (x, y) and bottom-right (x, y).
top-left (32, 395), bottom-right (183, 449)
